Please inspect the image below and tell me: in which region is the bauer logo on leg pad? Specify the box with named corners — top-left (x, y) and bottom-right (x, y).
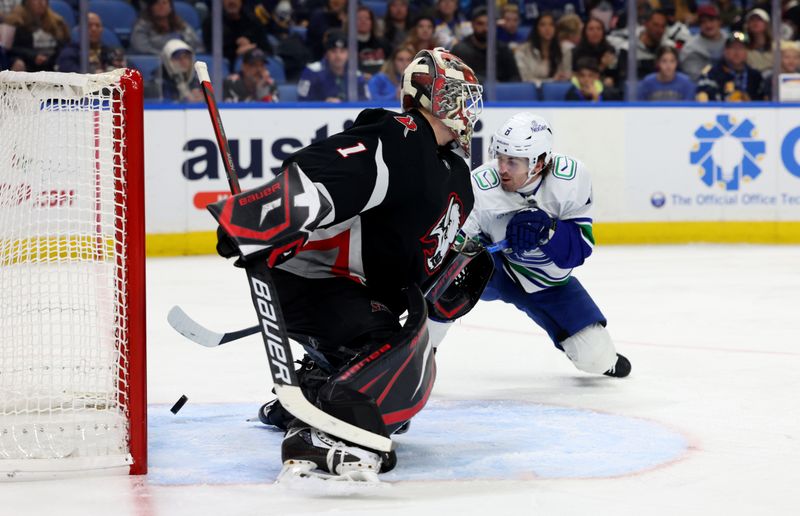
top-left (250, 273), bottom-right (293, 385)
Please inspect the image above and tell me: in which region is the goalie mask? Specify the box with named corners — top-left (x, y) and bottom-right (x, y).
top-left (489, 112), bottom-right (553, 180)
top-left (401, 48), bottom-right (483, 157)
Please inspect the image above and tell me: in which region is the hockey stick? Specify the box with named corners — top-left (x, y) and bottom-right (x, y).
top-left (168, 239), bottom-right (510, 348)
top-left (194, 62), bottom-right (394, 453)
top-left (168, 305), bottom-right (260, 347)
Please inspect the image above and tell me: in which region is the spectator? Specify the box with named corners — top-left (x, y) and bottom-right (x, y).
top-left (223, 47), bottom-right (278, 102)
top-left (762, 40), bottom-right (800, 99)
top-left (1, 0), bottom-right (22, 21)
top-left (4, 0), bottom-right (69, 71)
top-left (202, 0), bottom-right (270, 74)
top-left (515, 11), bottom-right (570, 84)
top-left (56, 12), bottom-right (125, 73)
top-left (354, 5), bottom-right (391, 79)
top-left (696, 31), bottom-right (766, 101)
top-left (680, 4), bottom-right (725, 82)
top-left (307, 0), bottom-right (346, 61)
top-left (382, 0), bottom-right (412, 49)
top-left (566, 56), bottom-right (623, 100)
top-left (497, 3), bottom-right (525, 50)
top-left (402, 14), bottom-right (436, 55)
top-left (130, 0), bottom-right (204, 56)
top-left (297, 29), bottom-right (370, 102)
top-left (452, 6), bottom-right (519, 83)
top-left (743, 8), bottom-right (773, 74)
top-left (617, 9), bottom-right (674, 81)
top-left (659, 0), bottom-right (692, 49)
top-left (521, 0), bottom-right (586, 25)
top-left (571, 16), bottom-right (620, 88)
top-left (367, 44), bottom-right (414, 101)
top-left (637, 45), bottom-right (695, 100)
top-left (430, 0), bottom-right (471, 48)
top-left (144, 38), bottom-right (203, 102)
top-left (716, 0), bottom-right (742, 29)
top-left (556, 13), bottom-right (583, 56)
top-left (266, 1), bottom-right (311, 83)
top-left (667, 0), bottom-right (698, 26)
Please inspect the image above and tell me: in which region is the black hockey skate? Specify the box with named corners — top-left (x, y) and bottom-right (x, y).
top-left (258, 399), bottom-right (293, 430)
top-left (278, 424), bottom-right (384, 482)
top-left (604, 353), bottom-right (631, 378)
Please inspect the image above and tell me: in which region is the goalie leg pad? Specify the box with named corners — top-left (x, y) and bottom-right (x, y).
top-left (319, 286), bottom-right (433, 441)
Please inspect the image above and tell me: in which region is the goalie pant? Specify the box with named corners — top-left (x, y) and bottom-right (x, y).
top-left (215, 108), bottom-right (474, 447)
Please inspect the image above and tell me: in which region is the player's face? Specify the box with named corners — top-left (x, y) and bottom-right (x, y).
top-left (497, 154), bottom-right (531, 192)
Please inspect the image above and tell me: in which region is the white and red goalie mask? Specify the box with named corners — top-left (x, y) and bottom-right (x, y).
top-left (401, 48), bottom-right (483, 158)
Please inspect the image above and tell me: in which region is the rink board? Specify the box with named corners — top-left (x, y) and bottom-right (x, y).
top-left (140, 103), bottom-right (800, 254)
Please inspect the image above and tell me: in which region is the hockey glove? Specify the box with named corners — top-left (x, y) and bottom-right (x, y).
top-left (506, 209), bottom-right (557, 255)
top-left (216, 225), bottom-right (239, 260)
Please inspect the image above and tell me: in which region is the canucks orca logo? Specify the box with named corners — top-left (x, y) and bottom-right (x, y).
top-left (689, 115), bottom-right (766, 191)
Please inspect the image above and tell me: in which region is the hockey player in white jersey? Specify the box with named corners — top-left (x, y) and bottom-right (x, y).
top-left (458, 112), bottom-right (630, 377)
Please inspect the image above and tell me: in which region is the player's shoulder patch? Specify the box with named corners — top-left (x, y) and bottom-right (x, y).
top-left (471, 165), bottom-right (501, 191)
top-left (393, 114), bottom-right (418, 133)
top-left (551, 154), bottom-right (579, 181)
top-left (307, 61), bottom-right (323, 72)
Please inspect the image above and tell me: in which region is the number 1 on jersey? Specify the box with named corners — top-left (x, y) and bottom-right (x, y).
top-left (336, 142), bottom-right (367, 158)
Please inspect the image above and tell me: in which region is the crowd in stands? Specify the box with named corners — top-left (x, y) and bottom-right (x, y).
top-left (2, 0), bottom-right (800, 103)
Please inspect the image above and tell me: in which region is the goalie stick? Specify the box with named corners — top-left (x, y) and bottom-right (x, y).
top-left (194, 62), bottom-right (393, 453)
top-left (168, 239), bottom-right (509, 348)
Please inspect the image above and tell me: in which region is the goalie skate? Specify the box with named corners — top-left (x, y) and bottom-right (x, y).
top-left (277, 426), bottom-right (383, 483)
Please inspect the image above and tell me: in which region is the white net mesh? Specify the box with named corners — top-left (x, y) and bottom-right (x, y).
top-left (0, 70), bottom-right (133, 473)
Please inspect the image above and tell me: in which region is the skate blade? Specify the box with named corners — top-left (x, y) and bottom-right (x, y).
top-left (276, 460), bottom-right (384, 490)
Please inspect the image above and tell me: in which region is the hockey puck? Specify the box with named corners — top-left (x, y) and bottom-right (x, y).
top-left (170, 394), bottom-right (188, 414)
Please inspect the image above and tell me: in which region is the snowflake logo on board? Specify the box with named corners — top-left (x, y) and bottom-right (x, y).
top-left (689, 115), bottom-right (766, 191)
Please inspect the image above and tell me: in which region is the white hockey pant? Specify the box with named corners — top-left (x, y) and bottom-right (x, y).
top-left (560, 323), bottom-right (617, 374)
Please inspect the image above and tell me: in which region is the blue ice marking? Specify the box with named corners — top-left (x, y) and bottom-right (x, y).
top-left (148, 400), bottom-right (687, 485)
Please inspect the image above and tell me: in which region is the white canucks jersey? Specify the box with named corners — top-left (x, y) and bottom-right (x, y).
top-left (462, 154), bottom-right (595, 293)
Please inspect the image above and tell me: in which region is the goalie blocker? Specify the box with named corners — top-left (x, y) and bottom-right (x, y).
top-left (208, 162), bottom-right (332, 268)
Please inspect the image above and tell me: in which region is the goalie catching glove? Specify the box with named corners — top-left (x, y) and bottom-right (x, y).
top-left (423, 235), bottom-right (493, 322)
top-left (208, 162), bottom-right (332, 267)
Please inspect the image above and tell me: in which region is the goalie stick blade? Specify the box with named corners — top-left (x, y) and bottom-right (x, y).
top-left (167, 306), bottom-right (260, 347)
top-left (167, 306), bottom-right (224, 347)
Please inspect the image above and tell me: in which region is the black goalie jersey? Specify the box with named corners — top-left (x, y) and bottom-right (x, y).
top-left (277, 108), bottom-right (474, 310)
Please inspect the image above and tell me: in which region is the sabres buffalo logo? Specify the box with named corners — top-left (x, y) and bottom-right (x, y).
top-left (420, 194), bottom-right (464, 274)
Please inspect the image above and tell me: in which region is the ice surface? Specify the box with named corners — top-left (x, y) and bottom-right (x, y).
top-left (3, 245), bottom-right (800, 515)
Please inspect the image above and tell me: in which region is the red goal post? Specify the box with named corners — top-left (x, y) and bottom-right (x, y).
top-left (0, 69), bottom-right (146, 478)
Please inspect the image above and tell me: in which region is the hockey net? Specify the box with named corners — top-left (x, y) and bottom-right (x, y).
top-left (0, 69), bottom-right (146, 478)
